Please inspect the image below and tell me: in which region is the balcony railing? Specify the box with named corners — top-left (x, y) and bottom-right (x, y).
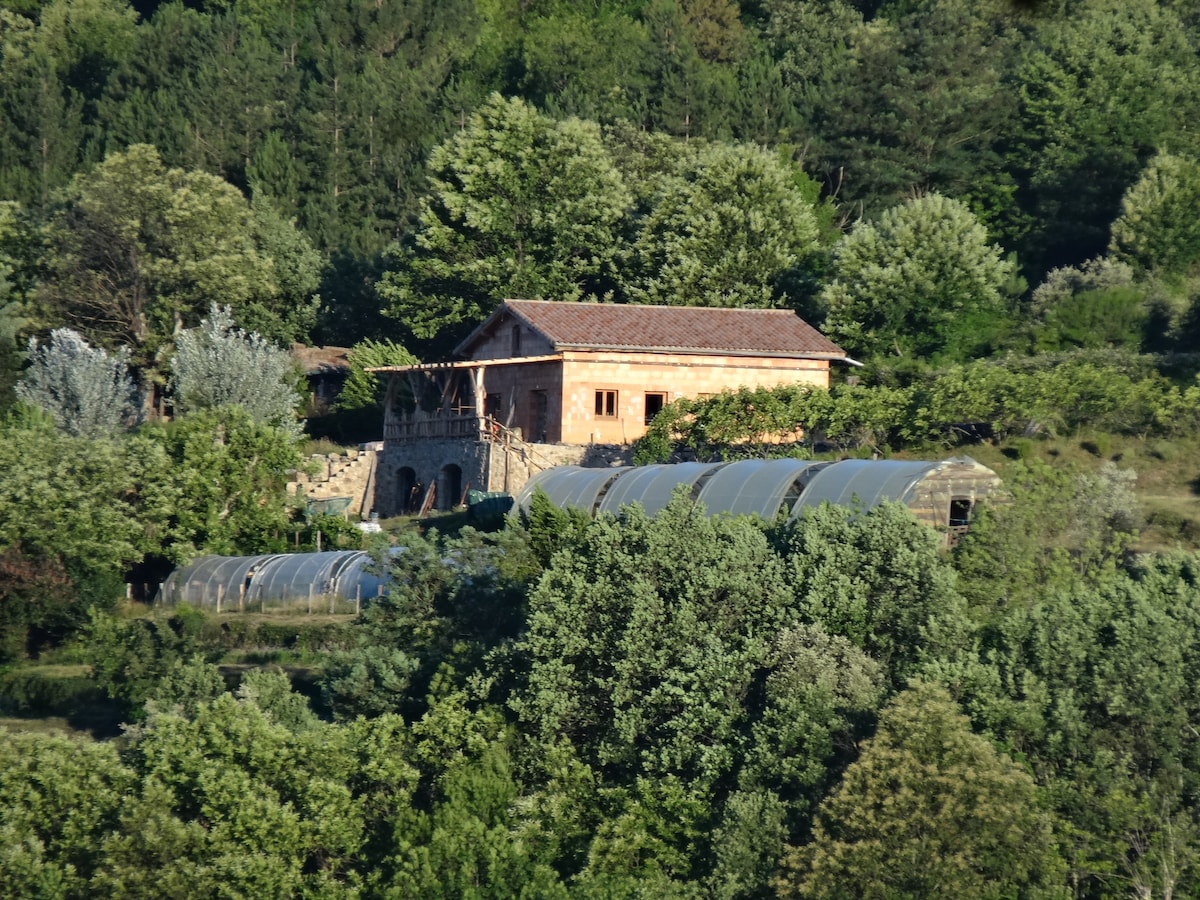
top-left (384, 414), bottom-right (489, 443)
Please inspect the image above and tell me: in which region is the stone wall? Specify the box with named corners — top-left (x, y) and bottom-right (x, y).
top-left (375, 439), bottom-right (492, 516)
top-left (373, 438), bottom-right (633, 516)
top-left (286, 449), bottom-right (377, 518)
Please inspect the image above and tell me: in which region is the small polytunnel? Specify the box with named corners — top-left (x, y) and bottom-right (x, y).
top-left (157, 549), bottom-right (397, 611)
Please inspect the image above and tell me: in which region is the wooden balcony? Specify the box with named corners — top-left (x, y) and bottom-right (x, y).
top-left (384, 414), bottom-right (489, 443)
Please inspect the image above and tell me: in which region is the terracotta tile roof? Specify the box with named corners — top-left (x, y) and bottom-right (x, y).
top-left (459, 300), bottom-right (845, 359)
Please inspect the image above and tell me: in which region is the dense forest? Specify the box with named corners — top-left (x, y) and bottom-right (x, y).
top-left (2, 0), bottom-right (1200, 362)
top-left (7, 0), bottom-right (1200, 897)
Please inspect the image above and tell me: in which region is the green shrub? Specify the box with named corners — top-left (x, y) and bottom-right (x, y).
top-left (252, 621), bottom-right (358, 653)
top-left (1004, 438), bottom-right (1035, 460)
top-left (1080, 434), bottom-right (1112, 458)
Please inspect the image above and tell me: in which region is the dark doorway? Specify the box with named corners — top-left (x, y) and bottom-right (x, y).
top-left (439, 464), bottom-right (463, 510)
top-left (531, 390), bottom-right (548, 442)
top-left (484, 393), bottom-right (502, 419)
top-left (949, 497), bottom-right (973, 528)
top-left (398, 467), bottom-right (418, 514)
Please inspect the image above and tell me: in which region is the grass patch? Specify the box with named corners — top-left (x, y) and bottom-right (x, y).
top-left (301, 437), bottom-right (354, 457)
top-left (961, 433), bottom-right (1200, 552)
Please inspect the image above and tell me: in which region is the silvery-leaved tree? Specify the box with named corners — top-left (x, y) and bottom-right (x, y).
top-left (15, 328), bottom-right (142, 438)
top-left (170, 304), bottom-right (301, 434)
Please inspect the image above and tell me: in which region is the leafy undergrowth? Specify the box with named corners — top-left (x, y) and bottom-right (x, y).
top-left (956, 432), bottom-right (1200, 552)
top-left (0, 664), bottom-right (123, 738)
top-left (0, 612), bottom-right (358, 737)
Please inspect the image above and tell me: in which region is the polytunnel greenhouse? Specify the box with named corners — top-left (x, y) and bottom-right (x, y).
top-left (157, 549), bottom-right (396, 612)
top-left (517, 457), bottom-right (1002, 533)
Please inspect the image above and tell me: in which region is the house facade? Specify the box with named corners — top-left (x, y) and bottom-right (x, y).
top-left (371, 300), bottom-right (847, 514)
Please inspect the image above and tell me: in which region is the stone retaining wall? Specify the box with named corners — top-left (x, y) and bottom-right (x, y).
top-left (374, 439), bottom-right (633, 517)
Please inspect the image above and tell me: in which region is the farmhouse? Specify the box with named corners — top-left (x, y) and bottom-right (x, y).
top-left (371, 300), bottom-right (848, 514)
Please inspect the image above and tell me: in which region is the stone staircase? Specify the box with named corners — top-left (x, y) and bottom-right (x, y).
top-left (286, 447), bottom-right (378, 519)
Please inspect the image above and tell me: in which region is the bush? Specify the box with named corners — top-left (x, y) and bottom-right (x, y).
top-left (635, 353), bottom-right (1199, 462)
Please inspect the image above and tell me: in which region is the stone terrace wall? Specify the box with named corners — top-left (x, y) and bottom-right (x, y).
top-left (287, 449), bottom-right (377, 518)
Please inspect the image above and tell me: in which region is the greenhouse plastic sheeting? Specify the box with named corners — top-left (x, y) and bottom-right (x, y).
top-left (788, 459), bottom-right (940, 516)
top-left (596, 462), bottom-right (718, 517)
top-left (518, 466), bottom-right (631, 514)
top-left (157, 549), bottom-right (395, 611)
top-left (696, 458), bottom-right (831, 520)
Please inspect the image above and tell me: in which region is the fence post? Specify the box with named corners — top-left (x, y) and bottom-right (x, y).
top-left (217, 583), bottom-right (223, 615)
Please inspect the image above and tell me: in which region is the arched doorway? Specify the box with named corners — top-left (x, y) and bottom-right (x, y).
top-left (438, 464), bottom-right (463, 510)
top-left (397, 467), bottom-right (418, 515)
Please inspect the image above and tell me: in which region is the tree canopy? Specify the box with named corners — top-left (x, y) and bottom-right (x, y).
top-left (820, 193), bottom-right (1016, 360)
top-left (377, 94), bottom-right (632, 350)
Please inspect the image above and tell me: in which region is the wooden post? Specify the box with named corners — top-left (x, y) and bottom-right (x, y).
top-left (217, 583), bottom-right (223, 615)
top-left (307, 583), bottom-right (313, 615)
top-left (356, 583), bottom-right (361, 616)
top-left (239, 582), bottom-right (245, 612)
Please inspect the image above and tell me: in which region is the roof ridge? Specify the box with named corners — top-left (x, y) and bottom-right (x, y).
top-left (505, 298), bottom-right (795, 313)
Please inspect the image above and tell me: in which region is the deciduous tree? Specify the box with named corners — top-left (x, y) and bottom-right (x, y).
top-left (377, 94), bottom-right (632, 352)
top-left (820, 193), bottom-right (1016, 360)
top-left (777, 681), bottom-right (1065, 899)
top-left (136, 406), bottom-right (302, 561)
top-left (621, 141), bottom-right (824, 308)
top-left (1110, 152), bottom-right (1200, 278)
top-left (38, 144), bottom-right (298, 364)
